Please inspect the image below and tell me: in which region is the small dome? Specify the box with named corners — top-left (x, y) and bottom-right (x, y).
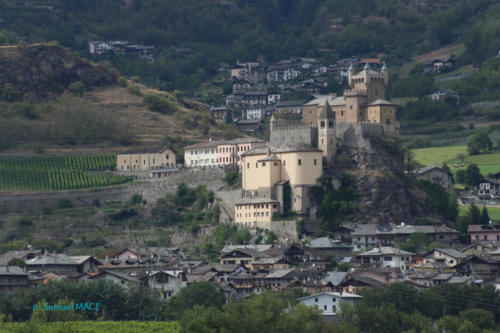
top-left (348, 63), bottom-right (354, 71)
top-left (363, 63), bottom-right (370, 70)
top-left (382, 62), bottom-right (388, 71)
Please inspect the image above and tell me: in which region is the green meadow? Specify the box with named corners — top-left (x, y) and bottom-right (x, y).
top-left (413, 145), bottom-right (500, 177)
top-left (459, 205), bottom-right (500, 222)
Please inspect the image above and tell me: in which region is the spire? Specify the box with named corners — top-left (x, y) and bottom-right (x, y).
top-left (363, 62), bottom-right (370, 70)
top-left (382, 62), bottom-right (388, 71)
top-left (348, 63), bottom-right (354, 71)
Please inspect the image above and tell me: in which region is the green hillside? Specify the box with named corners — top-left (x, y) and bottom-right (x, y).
top-left (0, 0), bottom-right (498, 92)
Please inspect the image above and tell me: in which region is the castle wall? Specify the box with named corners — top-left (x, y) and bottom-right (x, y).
top-left (270, 120), bottom-right (317, 148)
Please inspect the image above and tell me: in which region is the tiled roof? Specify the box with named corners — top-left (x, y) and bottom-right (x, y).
top-left (265, 268), bottom-right (296, 279)
top-left (122, 146), bottom-right (175, 155)
top-left (359, 247), bottom-right (414, 256)
top-left (368, 99), bottom-right (395, 106)
top-left (0, 266), bottom-right (29, 275)
top-left (435, 248), bottom-right (467, 259)
top-left (467, 224), bottom-right (500, 233)
top-left (236, 197), bottom-right (279, 205)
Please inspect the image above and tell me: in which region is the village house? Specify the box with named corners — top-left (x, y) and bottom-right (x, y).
top-left (146, 270), bottom-right (187, 300)
top-left (274, 100), bottom-right (306, 116)
top-left (234, 119), bottom-right (262, 132)
top-left (25, 254), bottom-right (101, 276)
top-left (87, 270), bottom-right (139, 289)
top-left (209, 105), bottom-right (229, 121)
top-left (357, 247), bottom-right (414, 272)
top-left (424, 58), bottom-right (454, 73)
top-left (422, 248), bottom-right (468, 268)
top-left (453, 255), bottom-right (500, 281)
top-left (117, 146), bottom-right (176, 171)
top-left (0, 249), bottom-right (41, 266)
top-left (476, 178), bottom-right (500, 201)
top-left (351, 224), bottom-right (379, 251)
top-left (297, 292), bottom-right (362, 316)
top-left (468, 224), bottom-right (500, 244)
top-left (184, 140), bottom-right (222, 168)
top-left (245, 104), bottom-right (266, 121)
top-left (431, 89), bottom-right (459, 104)
top-left (414, 165), bottom-right (454, 192)
top-left (0, 266), bottom-right (30, 294)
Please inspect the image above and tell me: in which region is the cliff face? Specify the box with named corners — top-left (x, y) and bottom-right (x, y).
top-left (332, 129), bottom-right (434, 225)
top-left (0, 43), bottom-right (116, 97)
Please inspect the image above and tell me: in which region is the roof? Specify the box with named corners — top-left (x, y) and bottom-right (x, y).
top-left (0, 266), bottom-right (29, 276)
top-left (243, 143), bottom-right (322, 157)
top-left (236, 197), bottom-right (279, 205)
top-left (26, 254), bottom-right (79, 265)
top-left (368, 99), bottom-right (396, 106)
top-left (276, 100), bottom-right (306, 107)
top-left (184, 140), bottom-right (224, 150)
top-left (359, 247), bottom-right (415, 256)
top-left (121, 146), bottom-right (175, 155)
top-left (351, 224), bottom-right (379, 236)
top-left (0, 250), bottom-right (40, 265)
top-left (265, 268), bottom-right (296, 279)
top-left (415, 165), bottom-right (452, 176)
top-left (222, 245), bottom-right (272, 253)
top-left (321, 271), bottom-right (348, 286)
top-left (297, 291), bottom-right (362, 301)
top-left (258, 154), bottom-right (281, 162)
top-left (434, 248), bottom-right (467, 259)
top-left (309, 237), bottom-right (339, 248)
top-left (212, 264), bottom-right (241, 273)
top-left (467, 224), bottom-right (500, 233)
top-left (89, 270), bottom-right (139, 282)
top-left (432, 273), bottom-right (454, 281)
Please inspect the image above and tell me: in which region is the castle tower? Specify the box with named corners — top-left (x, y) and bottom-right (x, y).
top-left (317, 102), bottom-right (336, 164)
top-left (348, 63), bottom-right (354, 87)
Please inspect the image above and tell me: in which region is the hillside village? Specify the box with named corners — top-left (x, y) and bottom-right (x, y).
top-left (2, 62), bottom-right (500, 323)
top-left (2, 0), bottom-right (500, 329)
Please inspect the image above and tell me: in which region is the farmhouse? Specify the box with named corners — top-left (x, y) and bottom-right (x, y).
top-left (117, 146), bottom-right (176, 171)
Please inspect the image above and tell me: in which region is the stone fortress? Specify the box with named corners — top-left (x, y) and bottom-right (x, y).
top-left (235, 64), bottom-right (399, 229)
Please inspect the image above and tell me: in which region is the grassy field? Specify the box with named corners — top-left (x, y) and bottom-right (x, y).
top-left (459, 205), bottom-right (500, 222)
top-left (0, 321), bottom-right (180, 333)
top-left (447, 152), bottom-right (500, 176)
top-left (412, 145), bottom-right (468, 166)
top-left (0, 155), bottom-right (133, 192)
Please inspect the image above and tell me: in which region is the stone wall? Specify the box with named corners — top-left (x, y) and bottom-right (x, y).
top-left (270, 119), bottom-right (318, 148)
top-left (0, 168), bottom-right (226, 212)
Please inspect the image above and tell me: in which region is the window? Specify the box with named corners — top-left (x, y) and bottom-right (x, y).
top-left (324, 305), bottom-right (327, 310)
top-left (273, 162), bottom-right (278, 166)
top-left (332, 298), bottom-right (336, 302)
top-left (298, 159), bottom-right (302, 166)
top-left (320, 121), bottom-right (325, 128)
top-left (166, 154), bottom-right (169, 159)
top-left (256, 163), bottom-right (258, 168)
top-left (315, 298), bottom-right (318, 303)
top-left (283, 160), bottom-right (286, 166)
top-left (314, 159), bottom-right (317, 165)
top-left (484, 235), bottom-right (488, 241)
top-left (383, 256), bottom-right (392, 262)
top-left (247, 163), bottom-right (250, 168)
top-left (329, 121), bottom-right (333, 128)
top-left (332, 305), bottom-right (337, 312)
top-left (153, 159), bottom-right (155, 164)
top-left (350, 105), bottom-right (353, 110)
top-left (144, 160), bottom-right (146, 165)
top-left (341, 111), bottom-right (344, 116)
top-left (386, 119), bottom-right (391, 125)
top-left (262, 162), bottom-right (266, 167)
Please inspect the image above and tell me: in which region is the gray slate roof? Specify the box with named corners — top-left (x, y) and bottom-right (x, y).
top-left (0, 266), bottom-right (29, 276)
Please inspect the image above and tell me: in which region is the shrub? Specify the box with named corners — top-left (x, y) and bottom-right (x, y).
top-left (0, 83), bottom-right (21, 102)
top-left (68, 81), bottom-right (85, 96)
top-left (118, 77), bottom-right (128, 87)
top-left (13, 102), bottom-right (37, 119)
top-left (58, 198), bottom-right (73, 209)
top-left (127, 85), bottom-right (142, 96)
top-left (143, 94), bottom-right (175, 114)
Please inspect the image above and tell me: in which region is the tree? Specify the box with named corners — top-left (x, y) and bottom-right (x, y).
top-left (465, 164), bottom-right (482, 187)
top-left (467, 132), bottom-right (493, 155)
top-left (480, 206), bottom-right (490, 225)
top-left (143, 94), bottom-right (175, 114)
top-left (448, 191), bottom-right (459, 222)
top-left (166, 282), bottom-right (225, 320)
top-left (404, 149), bottom-right (416, 173)
top-left (223, 169), bottom-right (239, 186)
top-left (467, 203), bottom-right (481, 225)
top-left (456, 169), bottom-right (466, 184)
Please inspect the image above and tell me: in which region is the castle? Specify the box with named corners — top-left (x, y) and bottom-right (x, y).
top-left (235, 64), bottom-right (399, 229)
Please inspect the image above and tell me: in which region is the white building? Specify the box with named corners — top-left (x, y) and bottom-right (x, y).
top-left (183, 141), bottom-right (221, 168)
top-left (297, 292), bottom-right (362, 315)
top-left (246, 105), bottom-right (265, 121)
top-left (89, 41), bottom-right (112, 55)
top-left (357, 247), bottom-right (415, 272)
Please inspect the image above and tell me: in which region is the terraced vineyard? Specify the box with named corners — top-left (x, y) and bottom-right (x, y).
top-left (0, 155), bottom-right (133, 191)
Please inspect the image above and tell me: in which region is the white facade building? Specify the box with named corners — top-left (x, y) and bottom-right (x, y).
top-left (357, 247), bottom-right (414, 272)
top-left (297, 292), bottom-right (361, 315)
top-left (184, 141), bottom-right (221, 168)
top-left (246, 105), bottom-right (265, 120)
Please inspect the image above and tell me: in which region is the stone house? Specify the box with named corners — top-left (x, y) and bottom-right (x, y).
top-left (453, 255), bottom-right (500, 281)
top-left (0, 266), bottom-right (30, 294)
top-left (87, 270), bottom-right (139, 289)
top-left (146, 270), bottom-right (187, 300)
top-left (414, 165), bottom-right (453, 192)
top-left (424, 58), bottom-right (454, 73)
top-left (25, 254), bottom-right (101, 276)
top-left (422, 248), bottom-right (468, 267)
top-left (117, 146), bottom-right (176, 171)
top-left (275, 100), bottom-right (306, 116)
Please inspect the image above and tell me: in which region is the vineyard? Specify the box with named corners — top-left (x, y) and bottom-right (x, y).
top-left (0, 321), bottom-right (180, 333)
top-left (0, 155), bottom-right (133, 191)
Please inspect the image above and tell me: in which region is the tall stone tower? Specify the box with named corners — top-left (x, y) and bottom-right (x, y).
top-left (317, 103), bottom-right (336, 165)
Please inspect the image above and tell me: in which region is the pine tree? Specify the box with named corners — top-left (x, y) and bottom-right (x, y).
top-left (468, 203), bottom-right (481, 225)
top-left (480, 206), bottom-right (490, 225)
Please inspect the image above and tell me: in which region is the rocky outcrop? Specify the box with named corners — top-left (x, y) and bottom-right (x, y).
top-left (0, 43), bottom-right (117, 97)
top-left (332, 133), bottom-right (435, 225)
